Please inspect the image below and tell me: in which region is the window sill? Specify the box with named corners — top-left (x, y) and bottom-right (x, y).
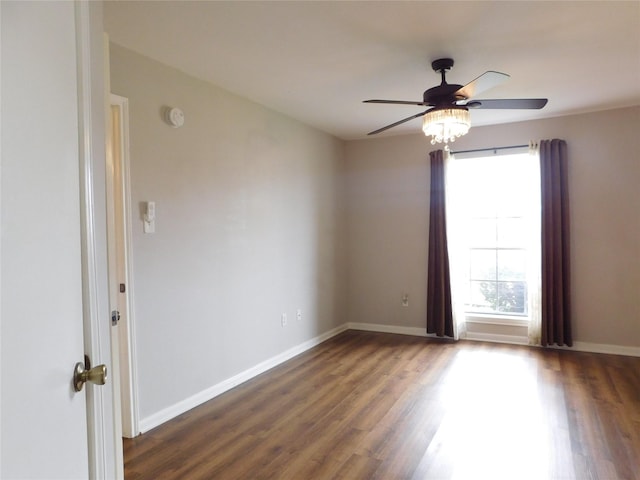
top-left (465, 314), bottom-right (529, 326)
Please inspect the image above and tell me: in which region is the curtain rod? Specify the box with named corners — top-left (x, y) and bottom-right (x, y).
top-left (450, 144), bottom-right (529, 155)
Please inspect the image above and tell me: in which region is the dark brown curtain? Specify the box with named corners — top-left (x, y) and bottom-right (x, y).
top-left (426, 150), bottom-right (454, 337)
top-left (540, 139), bottom-right (572, 346)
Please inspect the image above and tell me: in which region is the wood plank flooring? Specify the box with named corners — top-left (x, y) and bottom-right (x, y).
top-left (123, 331), bottom-right (640, 479)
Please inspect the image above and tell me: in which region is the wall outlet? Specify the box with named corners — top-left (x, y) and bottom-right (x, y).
top-left (402, 294), bottom-right (409, 307)
top-left (296, 309), bottom-right (302, 321)
top-left (281, 313), bottom-right (287, 327)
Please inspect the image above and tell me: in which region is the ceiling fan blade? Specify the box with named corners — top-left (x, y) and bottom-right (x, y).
top-left (455, 71), bottom-right (510, 99)
top-left (367, 110), bottom-right (428, 135)
top-left (465, 98), bottom-right (548, 109)
top-left (364, 99), bottom-right (426, 106)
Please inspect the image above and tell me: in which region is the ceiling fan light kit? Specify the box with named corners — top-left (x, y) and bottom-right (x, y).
top-left (422, 107), bottom-right (470, 145)
top-left (364, 58), bottom-right (547, 144)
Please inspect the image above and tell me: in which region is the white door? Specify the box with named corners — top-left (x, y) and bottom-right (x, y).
top-left (1, 2), bottom-right (112, 478)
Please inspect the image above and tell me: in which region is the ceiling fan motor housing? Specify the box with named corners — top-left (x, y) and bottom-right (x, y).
top-left (423, 83), bottom-right (466, 107)
top-left (425, 58), bottom-right (467, 106)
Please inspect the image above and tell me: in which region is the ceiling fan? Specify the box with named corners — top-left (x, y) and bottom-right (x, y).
top-left (364, 58), bottom-right (547, 143)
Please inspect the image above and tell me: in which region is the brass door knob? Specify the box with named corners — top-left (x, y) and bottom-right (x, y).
top-left (73, 362), bottom-right (107, 392)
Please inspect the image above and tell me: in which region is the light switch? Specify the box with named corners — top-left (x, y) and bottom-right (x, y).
top-left (144, 201), bottom-right (155, 233)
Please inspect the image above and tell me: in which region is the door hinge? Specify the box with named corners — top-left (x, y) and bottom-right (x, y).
top-left (111, 310), bottom-right (121, 326)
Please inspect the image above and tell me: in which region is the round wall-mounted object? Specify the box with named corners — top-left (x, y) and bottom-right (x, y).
top-left (165, 107), bottom-right (185, 128)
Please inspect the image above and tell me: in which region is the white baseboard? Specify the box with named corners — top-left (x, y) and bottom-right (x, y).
top-left (346, 322), bottom-right (430, 338)
top-left (554, 341), bottom-right (640, 357)
top-left (466, 325), bottom-right (640, 357)
top-left (139, 324), bottom-right (349, 433)
top-left (347, 322), bottom-right (640, 357)
top-left (139, 321), bottom-right (639, 432)
top-left (348, 322), bottom-right (531, 346)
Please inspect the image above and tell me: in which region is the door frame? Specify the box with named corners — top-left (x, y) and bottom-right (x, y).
top-left (108, 93), bottom-right (140, 438)
top-left (76, 2), bottom-right (121, 478)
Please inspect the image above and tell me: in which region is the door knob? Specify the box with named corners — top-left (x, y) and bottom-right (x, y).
top-left (73, 361), bottom-right (107, 392)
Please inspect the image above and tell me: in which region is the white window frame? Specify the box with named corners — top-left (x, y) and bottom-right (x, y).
top-left (447, 146), bottom-right (539, 327)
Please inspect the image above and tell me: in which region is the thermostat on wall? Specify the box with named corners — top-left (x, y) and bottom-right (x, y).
top-left (164, 107), bottom-right (184, 128)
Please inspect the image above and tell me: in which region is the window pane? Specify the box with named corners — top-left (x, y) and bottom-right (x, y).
top-left (495, 158), bottom-right (532, 217)
top-left (468, 218), bottom-right (496, 248)
top-left (496, 189), bottom-right (527, 217)
top-left (470, 249), bottom-right (496, 280)
top-left (469, 280), bottom-right (497, 312)
top-left (496, 281), bottom-right (527, 314)
top-left (497, 217), bottom-right (526, 247)
top-left (467, 189), bottom-right (497, 217)
top-left (497, 250), bottom-right (526, 281)
top-left (452, 153), bottom-right (535, 318)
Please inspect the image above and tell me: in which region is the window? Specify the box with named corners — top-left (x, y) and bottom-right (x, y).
top-left (447, 151), bottom-right (539, 320)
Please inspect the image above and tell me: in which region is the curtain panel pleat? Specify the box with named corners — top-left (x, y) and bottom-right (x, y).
top-left (540, 139), bottom-right (572, 346)
top-left (426, 150), bottom-right (454, 337)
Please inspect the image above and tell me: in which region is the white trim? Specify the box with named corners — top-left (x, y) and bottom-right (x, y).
top-left (349, 322), bottom-right (530, 345)
top-left (0, 4), bottom-right (3, 475)
top-left (465, 314), bottom-right (529, 327)
top-left (348, 323), bottom-right (639, 356)
top-left (139, 325), bottom-right (348, 433)
top-left (75, 2), bottom-right (118, 478)
top-left (110, 94), bottom-right (140, 439)
top-left (550, 341), bottom-right (640, 357)
top-left (0, 4), bottom-right (4, 475)
top-left (75, 2), bottom-right (107, 478)
top-left (463, 331), bottom-right (529, 345)
top-left (347, 322), bottom-right (430, 338)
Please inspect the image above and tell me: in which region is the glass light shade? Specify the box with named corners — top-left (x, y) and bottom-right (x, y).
top-left (422, 108), bottom-right (471, 145)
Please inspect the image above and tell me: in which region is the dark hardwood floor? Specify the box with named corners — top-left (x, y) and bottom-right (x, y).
top-left (123, 331), bottom-right (640, 479)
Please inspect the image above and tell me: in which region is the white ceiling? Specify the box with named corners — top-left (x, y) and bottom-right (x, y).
top-left (104, 1), bottom-right (640, 140)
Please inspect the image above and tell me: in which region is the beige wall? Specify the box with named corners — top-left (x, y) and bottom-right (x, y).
top-left (111, 41), bottom-right (638, 426)
top-left (110, 45), bottom-right (346, 420)
top-left (345, 106), bottom-right (640, 348)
